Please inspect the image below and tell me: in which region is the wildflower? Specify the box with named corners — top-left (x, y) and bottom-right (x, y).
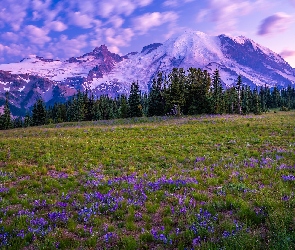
top-left (282, 175), bottom-right (295, 181)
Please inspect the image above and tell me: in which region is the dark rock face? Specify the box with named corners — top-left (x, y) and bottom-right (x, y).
top-left (141, 43), bottom-right (163, 55)
top-left (82, 45), bottom-right (123, 63)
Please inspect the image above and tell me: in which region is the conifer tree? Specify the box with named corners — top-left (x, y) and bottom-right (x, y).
top-left (0, 92), bottom-right (12, 130)
top-left (164, 68), bottom-right (185, 115)
top-left (252, 88), bottom-right (261, 115)
top-left (271, 86), bottom-right (280, 108)
top-left (210, 69), bottom-right (224, 114)
top-left (13, 117), bottom-right (23, 128)
top-left (118, 95), bottom-right (129, 118)
top-left (24, 112), bottom-right (31, 127)
top-left (148, 72), bottom-right (165, 116)
top-left (235, 75), bottom-right (242, 114)
top-left (241, 86), bottom-right (250, 115)
top-left (184, 68), bottom-right (211, 114)
top-left (32, 98), bottom-right (46, 126)
top-left (128, 81), bottom-right (142, 117)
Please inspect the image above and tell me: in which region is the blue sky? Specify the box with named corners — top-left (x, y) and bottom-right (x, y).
top-left (0, 0), bottom-right (295, 67)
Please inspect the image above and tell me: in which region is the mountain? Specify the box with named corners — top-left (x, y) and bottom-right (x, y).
top-left (0, 30), bottom-right (295, 115)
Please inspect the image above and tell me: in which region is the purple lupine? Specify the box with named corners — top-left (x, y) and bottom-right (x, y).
top-left (282, 175), bottom-right (295, 181)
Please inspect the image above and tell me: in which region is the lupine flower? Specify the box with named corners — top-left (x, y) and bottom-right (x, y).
top-left (282, 175), bottom-right (295, 181)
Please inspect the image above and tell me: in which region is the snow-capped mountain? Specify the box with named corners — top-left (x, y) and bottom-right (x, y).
top-left (0, 30), bottom-right (295, 115)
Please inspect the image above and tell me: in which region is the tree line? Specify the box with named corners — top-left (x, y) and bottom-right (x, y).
top-left (1, 68), bottom-right (295, 130)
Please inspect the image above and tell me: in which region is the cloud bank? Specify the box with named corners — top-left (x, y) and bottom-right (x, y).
top-left (257, 12), bottom-right (292, 35)
top-left (281, 50), bottom-right (295, 57)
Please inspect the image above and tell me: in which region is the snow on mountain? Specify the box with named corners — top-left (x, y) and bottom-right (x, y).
top-left (87, 30), bottom-right (295, 93)
top-left (0, 30), bottom-right (295, 115)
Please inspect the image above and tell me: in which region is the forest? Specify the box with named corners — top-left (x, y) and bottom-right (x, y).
top-left (1, 68), bottom-right (295, 130)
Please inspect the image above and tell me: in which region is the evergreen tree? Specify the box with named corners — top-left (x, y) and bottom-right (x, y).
top-left (235, 75), bottom-right (242, 114)
top-left (224, 87), bottom-right (237, 114)
top-left (118, 95), bottom-right (129, 119)
top-left (24, 112), bottom-right (31, 127)
top-left (0, 92), bottom-right (12, 130)
top-left (128, 81), bottom-right (143, 117)
top-left (147, 72), bottom-right (165, 116)
top-left (164, 68), bottom-right (185, 115)
top-left (184, 68), bottom-right (211, 114)
top-left (271, 86), bottom-right (281, 108)
top-left (252, 88), bottom-right (261, 115)
top-left (13, 117), bottom-right (23, 128)
top-left (32, 99), bottom-right (46, 126)
top-left (210, 69), bottom-right (224, 114)
top-left (66, 91), bottom-right (85, 121)
top-left (241, 86), bottom-right (250, 115)
top-left (259, 86), bottom-right (267, 112)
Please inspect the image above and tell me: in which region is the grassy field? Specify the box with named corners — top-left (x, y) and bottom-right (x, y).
top-left (0, 111), bottom-right (295, 249)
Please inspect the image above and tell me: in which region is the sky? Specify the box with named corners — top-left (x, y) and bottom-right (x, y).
top-left (0, 0), bottom-right (295, 67)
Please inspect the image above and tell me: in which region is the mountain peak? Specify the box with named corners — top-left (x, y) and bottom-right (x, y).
top-left (93, 45), bottom-right (109, 53)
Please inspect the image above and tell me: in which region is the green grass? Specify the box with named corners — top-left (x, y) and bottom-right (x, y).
top-left (0, 111), bottom-right (295, 249)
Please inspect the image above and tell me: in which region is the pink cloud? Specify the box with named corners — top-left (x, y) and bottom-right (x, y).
top-left (47, 21), bottom-right (68, 32)
top-left (163, 0), bottom-right (195, 7)
top-left (24, 25), bottom-right (51, 46)
top-left (281, 50), bottom-right (295, 58)
top-left (98, 0), bottom-right (153, 18)
top-left (1, 32), bottom-right (19, 42)
top-left (105, 28), bottom-right (134, 47)
top-left (0, 0), bottom-right (30, 31)
top-left (257, 12), bottom-right (292, 36)
top-left (197, 0), bottom-right (263, 32)
top-left (69, 12), bottom-right (94, 28)
top-left (45, 35), bottom-right (89, 59)
top-left (132, 11), bottom-right (178, 34)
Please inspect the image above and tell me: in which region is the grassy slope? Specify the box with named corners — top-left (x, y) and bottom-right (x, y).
top-left (0, 112), bottom-right (295, 249)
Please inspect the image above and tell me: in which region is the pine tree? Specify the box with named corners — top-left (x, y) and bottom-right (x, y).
top-left (235, 75), bottom-right (242, 114)
top-left (252, 88), bottom-right (261, 115)
top-left (24, 112), bottom-right (31, 127)
top-left (147, 72), bottom-right (165, 116)
top-left (271, 86), bottom-right (280, 108)
top-left (210, 69), bottom-right (224, 114)
top-left (241, 86), bottom-right (250, 115)
top-left (184, 68), bottom-right (211, 114)
top-left (117, 95), bottom-right (128, 119)
top-left (0, 92), bottom-right (12, 130)
top-left (13, 117), bottom-right (23, 128)
top-left (32, 99), bottom-right (46, 126)
top-left (128, 81), bottom-right (143, 117)
top-left (224, 87), bottom-right (237, 114)
top-left (259, 86), bottom-right (267, 112)
top-left (164, 68), bottom-right (185, 115)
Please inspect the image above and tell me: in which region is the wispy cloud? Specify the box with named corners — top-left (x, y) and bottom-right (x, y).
top-left (23, 25), bottom-right (51, 46)
top-left (163, 0), bottom-right (195, 7)
top-left (47, 35), bottom-right (89, 59)
top-left (0, 0), bottom-right (30, 31)
top-left (132, 12), bottom-right (178, 34)
top-left (46, 21), bottom-right (68, 32)
top-left (68, 12), bottom-right (95, 28)
top-left (197, 0), bottom-right (263, 32)
top-left (257, 12), bottom-right (293, 36)
top-left (97, 0), bottom-right (153, 18)
top-left (281, 50), bottom-right (295, 58)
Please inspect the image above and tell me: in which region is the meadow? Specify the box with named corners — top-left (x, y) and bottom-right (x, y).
top-left (0, 111), bottom-right (295, 249)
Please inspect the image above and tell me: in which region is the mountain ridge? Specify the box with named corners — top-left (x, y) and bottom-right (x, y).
top-left (0, 30), bottom-right (294, 115)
